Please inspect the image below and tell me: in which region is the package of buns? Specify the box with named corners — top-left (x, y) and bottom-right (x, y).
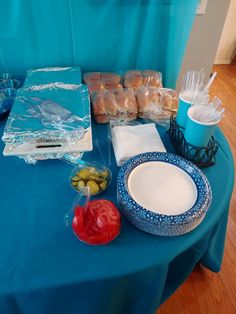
top-left (91, 88), bottom-right (138, 123)
top-left (83, 72), bottom-right (122, 93)
top-left (136, 87), bottom-right (178, 123)
top-left (124, 70), bottom-right (162, 89)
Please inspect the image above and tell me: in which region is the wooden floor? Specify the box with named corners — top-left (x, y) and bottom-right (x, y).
top-left (158, 65), bottom-right (236, 314)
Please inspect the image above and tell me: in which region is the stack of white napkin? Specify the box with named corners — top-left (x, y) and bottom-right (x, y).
top-left (111, 123), bottom-right (166, 166)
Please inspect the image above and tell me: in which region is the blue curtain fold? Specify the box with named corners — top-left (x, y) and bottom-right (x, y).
top-left (0, 0), bottom-right (199, 87)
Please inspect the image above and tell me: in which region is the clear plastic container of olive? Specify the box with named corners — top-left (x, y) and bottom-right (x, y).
top-left (69, 161), bottom-right (112, 195)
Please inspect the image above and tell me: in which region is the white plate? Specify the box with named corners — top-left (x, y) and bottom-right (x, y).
top-left (128, 161), bottom-right (197, 215)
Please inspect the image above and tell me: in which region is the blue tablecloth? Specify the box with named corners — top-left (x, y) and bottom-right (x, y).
top-left (0, 120), bottom-right (234, 314)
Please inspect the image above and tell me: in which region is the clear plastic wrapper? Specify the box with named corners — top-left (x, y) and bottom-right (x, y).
top-left (16, 151), bottom-right (84, 165)
top-left (83, 72), bottom-right (122, 93)
top-left (124, 70), bottom-right (162, 89)
top-left (64, 188), bottom-right (89, 227)
top-left (61, 152), bottom-right (84, 165)
top-left (2, 82), bottom-right (92, 163)
top-left (136, 87), bottom-right (178, 127)
top-left (3, 83), bottom-right (91, 146)
top-left (1, 67), bottom-right (91, 163)
top-left (69, 161), bottom-right (112, 195)
top-left (64, 189), bottom-right (121, 245)
top-left (24, 67), bottom-right (82, 87)
top-left (91, 87), bottom-right (138, 123)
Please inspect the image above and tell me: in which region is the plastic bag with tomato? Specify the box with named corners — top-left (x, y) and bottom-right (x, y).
top-left (65, 193), bottom-right (121, 245)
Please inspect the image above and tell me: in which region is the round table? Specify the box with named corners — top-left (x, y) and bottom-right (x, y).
top-left (0, 121), bottom-right (234, 314)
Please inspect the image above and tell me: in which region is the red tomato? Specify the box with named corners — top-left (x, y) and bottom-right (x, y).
top-left (72, 206), bottom-right (84, 233)
top-left (72, 200), bottom-right (121, 245)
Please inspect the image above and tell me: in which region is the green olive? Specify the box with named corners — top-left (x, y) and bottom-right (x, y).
top-left (88, 167), bottom-right (99, 176)
top-left (77, 169), bottom-right (90, 180)
top-left (77, 180), bottom-right (85, 191)
top-left (88, 174), bottom-right (103, 182)
top-left (72, 166), bottom-right (110, 193)
top-left (100, 170), bottom-right (109, 179)
top-left (86, 180), bottom-right (100, 195)
top-left (100, 180), bottom-right (107, 190)
top-left (72, 176), bottom-right (80, 181)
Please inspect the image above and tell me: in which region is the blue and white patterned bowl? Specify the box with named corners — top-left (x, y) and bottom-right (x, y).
top-left (117, 152), bottom-right (212, 236)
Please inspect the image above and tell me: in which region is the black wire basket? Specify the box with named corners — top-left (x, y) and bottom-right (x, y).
top-left (168, 114), bottom-right (219, 168)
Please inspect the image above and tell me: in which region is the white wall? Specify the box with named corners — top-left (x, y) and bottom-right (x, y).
top-left (176, 0), bottom-right (230, 91)
top-left (215, 0), bottom-right (236, 64)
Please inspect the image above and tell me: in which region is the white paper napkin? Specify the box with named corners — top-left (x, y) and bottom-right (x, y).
top-left (111, 123), bottom-right (166, 166)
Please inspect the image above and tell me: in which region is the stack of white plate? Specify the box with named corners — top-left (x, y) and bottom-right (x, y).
top-left (117, 152), bottom-right (212, 236)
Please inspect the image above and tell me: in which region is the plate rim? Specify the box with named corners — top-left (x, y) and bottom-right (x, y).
top-left (117, 152), bottom-right (212, 225)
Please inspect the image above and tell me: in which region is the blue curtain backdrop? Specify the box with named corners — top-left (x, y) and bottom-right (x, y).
top-left (0, 0), bottom-right (199, 87)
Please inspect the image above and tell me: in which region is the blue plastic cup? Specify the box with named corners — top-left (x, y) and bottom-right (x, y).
top-left (0, 73), bottom-right (11, 80)
top-left (176, 96), bottom-right (192, 128)
top-left (1, 88), bottom-right (17, 112)
top-left (0, 79), bottom-right (20, 89)
top-left (184, 106), bottom-right (219, 147)
top-left (4, 88), bottom-right (16, 98)
top-left (0, 94), bottom-right (5, 112)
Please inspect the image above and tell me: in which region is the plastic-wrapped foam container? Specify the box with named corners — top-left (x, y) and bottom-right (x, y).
top-left (2, 67), bottom-right (92, 164)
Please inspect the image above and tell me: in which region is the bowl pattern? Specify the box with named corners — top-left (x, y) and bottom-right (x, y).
top-left (117, 152), bottom-right (212, 236)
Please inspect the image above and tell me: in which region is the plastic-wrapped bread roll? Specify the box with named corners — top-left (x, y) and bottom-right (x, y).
top-left (87, 81), bottom-right (104, 93)
top-left (84, 72), bottom-right (121, 93)
top-left (103, 82), bottom-right (122, 90)
top-left (101, 72), bottom-right (121, 88)
top-left (91, 88), bottom-right (138, 123)
top-left (84, 72), bottom-right (103, 93)
top-left (137, 87), bottom-right (178, 113)
top-left (124, 70), bottom-right (143, 89)
top-left (124, 88), bottom-right (138, 119)
top-left (92, 91), bottom-right (105, 115)
top-left (91, 91), bottom-right (109, 123)
top-left (91, 90), bottom-right (117, 123)
top-left (91, 91), bottom-right (107, 123)
top-left (112, 88), bottom-right (127, 110)
top-left (159, 88), bottom-right (178, 111)
top-left (142, 70), bottom-right (162, 87)
top-left (83, 72), bottom-right (101, 84)
top-left (95, 115), bottom-right (108, 124)
top-left (113, 88), bottom-right (138, 120)
top-left (136, 87), bottom-right (178, 125)
top-left (101, 72), bottom-right (120, 81)
top-left (124, 69), bottom-right (162, 89)
top-left (91, 91), bottom-right (113, 122)
top-left (103, 91), bottom-right (118, 116)
top-left (113, 88), bottom-right (131, 111)
top-left (136, 87), bottom-right (161, 114)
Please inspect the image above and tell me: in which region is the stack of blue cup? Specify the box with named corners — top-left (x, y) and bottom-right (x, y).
top-left (176, 95), bottom-right (192, 128)
top-left (0, 73), bottom-right (21, 120)
top-left (184, 106), bottom-right (220, 148)
top-left (176, 95), bottom-right (218, 149)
